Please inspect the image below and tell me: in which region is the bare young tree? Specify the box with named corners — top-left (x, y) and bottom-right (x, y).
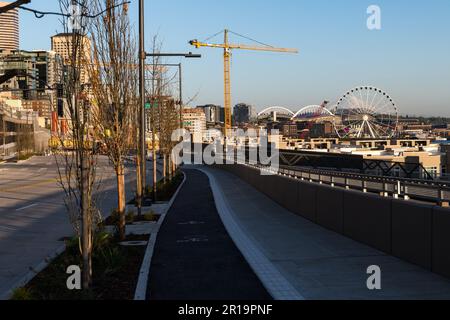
top-left (87, 0), bottom-right (137, 240)
top-left (15, 120), bottom-right (34, 160)
top-left (146, 37), bottom-right (183, 190)
top-left (53, 0), bottom-right (100, 289)
top-left (156, 94), bottom-right (179, 182)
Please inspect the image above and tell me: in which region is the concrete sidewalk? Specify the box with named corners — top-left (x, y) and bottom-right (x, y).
top-left (199, 166), bottom-right (450, 300)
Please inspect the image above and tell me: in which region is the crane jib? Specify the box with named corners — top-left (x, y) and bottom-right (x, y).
top-left (189, 29), bottom-right (299, 136)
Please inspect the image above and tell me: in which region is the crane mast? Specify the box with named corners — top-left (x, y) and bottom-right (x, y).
top-left (223, 30), bottom-right (232, 135)
top-left (189, 29), bottom-right (298, 137)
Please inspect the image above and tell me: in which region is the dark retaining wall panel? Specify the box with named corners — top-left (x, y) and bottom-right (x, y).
top-left (247, 167), bottom-right (259, 190)
top-left (297, 181), bottom-right (317, 222)
top-left (432, 207), bottom-right (450, 278)
top-left (343, 191), bottom-right (392, 254)
top-left (277, 176), bottom-right (299, 213)
top-left (316, 185), bottom-right (344, 233)
top-left (391, 200), bottom-right (432, 270)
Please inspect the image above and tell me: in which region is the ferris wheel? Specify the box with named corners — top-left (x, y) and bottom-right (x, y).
top-left (333, 86), bottom-right (399, 139)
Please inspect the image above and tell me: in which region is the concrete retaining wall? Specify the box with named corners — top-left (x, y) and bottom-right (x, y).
top-left (343, 190), bottom-right (392, 254)
top-left (215, 164), bottom-right (450, 278)
top-left (316, 185), bottom-right (344, 233)
top-left (392, 200), bottom-right (433, 270)
top-left (298, 182), bottom-right (317, 222)
top-left (433, 207), bottom-right (450, 278)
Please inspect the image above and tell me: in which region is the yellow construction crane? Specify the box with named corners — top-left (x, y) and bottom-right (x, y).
top-left (189, 29), bottom-right (298, 136)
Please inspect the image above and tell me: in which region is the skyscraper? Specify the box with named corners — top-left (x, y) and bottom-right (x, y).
top-left (234, 103), bottom-right (256, 125)
top-left (0, 1), bottom-right (20, 51)
top-left (197, 104), bottom-right (224, 124)
top-left (51, 33), bottom-right (92, 85)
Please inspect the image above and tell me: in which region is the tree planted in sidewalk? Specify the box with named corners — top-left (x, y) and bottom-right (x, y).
top-left (53, 0), bottom-right (101, 289)
top-left (88, 0), bottom-right (138, 240)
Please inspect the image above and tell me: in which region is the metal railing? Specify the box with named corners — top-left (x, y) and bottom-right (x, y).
top-left (244, 162), bottom-right (450, 206)
top-left (0, 103), bottom-right (36, 123)
top-left (199, 144), bottom-right (449, 206)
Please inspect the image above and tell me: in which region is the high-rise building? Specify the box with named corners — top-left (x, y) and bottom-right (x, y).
top-left (0, 50), bottom-right (64, 127)
top-left (0, 50), bottom-right (63, 98)
top-left (234, 103), bottom-right (256, 125)
top-left (32, 50), bottom-right (63, 95)
top-left (197, 104), bottom-right (224, 124)
top-left (0, 50), bottom-right (37, 99)
top-left (183, 108), bottom-right (206, 143)
top-left (0, 2), bottom-right (19, 51)
top-left (51, 33), bottom-right (91, 85)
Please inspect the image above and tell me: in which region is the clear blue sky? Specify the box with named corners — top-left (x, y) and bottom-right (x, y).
top-left (19, 0), bottom-right (450, 117)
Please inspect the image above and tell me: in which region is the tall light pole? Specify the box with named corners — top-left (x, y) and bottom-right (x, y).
top-left (150, 63), bottom-right (184, 128)
top-left (145, 53), bottom-right (200, 200)
top-left (138, 0), bottom-right (146, 209)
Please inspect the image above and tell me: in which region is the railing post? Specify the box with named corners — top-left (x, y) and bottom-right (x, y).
top-left (439, 188), bottom-right (449, 207)
top-left (404, 185), bottom-right (410, 201)
top-left (380, 183), bottom-right (389, 197)
top-left (394, 181), bottom-right (401, 199)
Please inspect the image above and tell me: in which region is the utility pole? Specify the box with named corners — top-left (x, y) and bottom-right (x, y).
top-left (138, 0), bottom-right (146, 207)
top-left (178, 63), bottom-right (183, 129)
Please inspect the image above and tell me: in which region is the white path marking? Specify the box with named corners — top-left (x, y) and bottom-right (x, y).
top-left (15, 203), bottom-right (38, 212)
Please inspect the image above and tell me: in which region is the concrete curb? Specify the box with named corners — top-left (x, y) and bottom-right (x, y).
top-left (1, 244), bottom-right (66, 300)
top-left (196, 166), bottom-right (305, 301)
top-left (133, 172), bottom-right (187, 300)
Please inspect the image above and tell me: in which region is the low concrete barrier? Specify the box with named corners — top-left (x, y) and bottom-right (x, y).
top-left (432, 207), bottom-right (450, 278)
top-left (216, 164), bottom-right (450, 278)
top-left (298, 181), bottom-right (317, 222)
top-left (280, 176), bottom-right (299, 214)
top-left (343, 190), bottom-right (392, 254)
top-left (392, 200), bottom-right (433, 270)
top-left (316, 185), bottom-right (344, 233)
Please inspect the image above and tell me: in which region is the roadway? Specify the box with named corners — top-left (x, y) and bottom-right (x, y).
top-left (0, 155), bottom-right (160, 299)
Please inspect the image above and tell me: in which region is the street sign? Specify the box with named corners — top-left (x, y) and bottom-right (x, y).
top-left (145, 102), bottom-right (159, 110)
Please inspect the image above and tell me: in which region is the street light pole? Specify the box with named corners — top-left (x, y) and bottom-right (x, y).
top-left (138, 0), bottom-right (146, 208)
top-left (143, 53), bottom-right (201, 200)
top-left (178, 63), bottom-right (183, 129)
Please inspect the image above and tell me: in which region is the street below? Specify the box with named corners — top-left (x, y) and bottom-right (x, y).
top-left (0, 155), bottom-right (159, 298)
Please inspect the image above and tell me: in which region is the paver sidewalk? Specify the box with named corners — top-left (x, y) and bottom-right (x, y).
top-left (146, 170), bottom-right (272, 300)
top-left (198, 166), bottom-right (450, 300)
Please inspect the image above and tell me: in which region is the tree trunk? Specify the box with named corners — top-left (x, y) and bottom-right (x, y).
top-left (163, 153), bottom-right (167, 183)
top-left (172, 154), bottom-right (176, 176)
top-left (117, 163), bottom-right (126, 241)
top-left (136, 153), bottom-right (142, 216)
top-left (152, 131), bottom-right (157, 201)
top-left (81, 154), bottom-right (92, 289)
top-left (168, 153), bottom-right (173, 180)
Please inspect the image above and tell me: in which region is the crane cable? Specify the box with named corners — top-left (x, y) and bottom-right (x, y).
top-left (202, 29), bottom-right (275, 49)
top-left (227, 30), bottom-right (274, 48)
top-left (203, 30), bottom-right (224, 42)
